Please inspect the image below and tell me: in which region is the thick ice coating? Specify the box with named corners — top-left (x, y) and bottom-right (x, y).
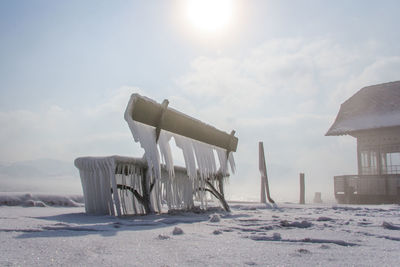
top-left (124, 94), bottom-right (235, 207)
top-left (75, 93), bottom-right (236, 216)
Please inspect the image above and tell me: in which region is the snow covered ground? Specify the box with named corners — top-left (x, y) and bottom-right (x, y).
top-left (1, 193), bottom-right (399, 266)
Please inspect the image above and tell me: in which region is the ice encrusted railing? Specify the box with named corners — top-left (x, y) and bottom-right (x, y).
top-left (75, 94), bottom-right (235, 216)
top-left (75, 133), bottom-right (235, 216)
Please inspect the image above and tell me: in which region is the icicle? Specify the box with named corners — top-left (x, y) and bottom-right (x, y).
top-left (158, 131), bottom-right (175, 178)
top-left (174, 135), bottom-right (197, 180)
top-left (216, 149), bottom-right (228, 175)
top-left (125, 118), bottom-right (161, 180)
top-left (228, 151), bottom-right (236, 174)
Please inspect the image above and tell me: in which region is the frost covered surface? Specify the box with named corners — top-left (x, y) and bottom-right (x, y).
top-left (75, 156), bottom-right (118, 215)
top-left (75, 156), bottom-right (160, 216)
top-left (75, 153), bottom-right (232, 216)
top-left (326, 111), bottom-right (400, 136)
top-left (326, 80), bottom-right (400, 135)
top-left (1, 198), bottom-right (400, 266)
top-left (123, 94), bottom-right (235, 182)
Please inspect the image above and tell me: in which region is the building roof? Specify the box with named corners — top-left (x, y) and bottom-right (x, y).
top-left (326, 80), bottom-right (400, 136)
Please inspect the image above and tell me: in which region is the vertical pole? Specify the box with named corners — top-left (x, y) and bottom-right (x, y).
top-left (259, 142), bottom-right (266, 203)
top-left (260, 178), bottom-right (266, 203)
top-left (259, 142), bottom-right (275, 204)
top-left (299, 173), bottom-right (305, 204)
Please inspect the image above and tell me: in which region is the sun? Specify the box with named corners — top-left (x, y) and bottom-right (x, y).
top-left (185, 0), bottom-right (233, 33)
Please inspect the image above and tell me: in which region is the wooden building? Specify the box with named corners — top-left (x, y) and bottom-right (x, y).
top-left (326, 81), bottom-right (400, 204)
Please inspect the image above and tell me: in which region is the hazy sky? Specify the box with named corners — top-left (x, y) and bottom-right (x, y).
top-left (1, 0), bottom-right (400, 201)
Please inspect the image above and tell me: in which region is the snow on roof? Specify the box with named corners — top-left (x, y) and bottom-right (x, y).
top-left (326, 80), bottom-right (400, 136)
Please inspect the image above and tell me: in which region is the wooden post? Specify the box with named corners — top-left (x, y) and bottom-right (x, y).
top-left (259, 142), bottom-right (275, 204)
top-left (260, 142), bottom-right (267, 203)
top-left (299, 173), bottom-right (305, 204)
top-left (260, 174), bottom-right (267, 203)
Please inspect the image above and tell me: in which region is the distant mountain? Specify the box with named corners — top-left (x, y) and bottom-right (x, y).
top-left (0, 164), bottom-right (46, 178)
top-left (0, 159), bottom-right (78, 179)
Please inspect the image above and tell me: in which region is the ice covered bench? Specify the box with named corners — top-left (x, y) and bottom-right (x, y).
top-left (74, 94), bottom-right (238, 215)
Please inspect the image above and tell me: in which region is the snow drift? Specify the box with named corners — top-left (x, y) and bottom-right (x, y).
top-left (0, 192), bottom-right (83, 207)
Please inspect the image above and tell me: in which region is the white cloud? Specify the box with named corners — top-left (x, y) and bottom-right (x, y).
top-left (336, 56), bottom-right (400, 100)
top-left (173, 38), bottom-right (396, 202)
top-left (0, 86), bottom-right (145, 162)
top-left (177, 38), bottom-right (399, 119)
top-left (85, 86), bottom-right (145, 117)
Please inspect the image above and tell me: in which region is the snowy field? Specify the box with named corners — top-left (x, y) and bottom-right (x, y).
top-left (1, 193), bottom-right (400, 266)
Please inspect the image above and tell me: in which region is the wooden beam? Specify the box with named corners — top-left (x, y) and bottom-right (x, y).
top-left (127, 94), bottom-right (238, 152)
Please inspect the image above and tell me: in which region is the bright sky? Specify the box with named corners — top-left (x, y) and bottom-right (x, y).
top-left (1, 0), bottom-right (400, 201)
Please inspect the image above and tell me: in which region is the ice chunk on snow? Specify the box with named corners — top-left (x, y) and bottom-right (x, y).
top-left (172, 226), bottom-right (184, 235)
top-left (382, 221), bottom-right (400, 230)
top-left (280, 220), bottom-right (313, 228)
top-left (209, 214), bottom-right (221, 222)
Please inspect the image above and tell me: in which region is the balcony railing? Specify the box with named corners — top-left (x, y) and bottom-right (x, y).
top-left (334, 174), bottom-right (400, 204)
